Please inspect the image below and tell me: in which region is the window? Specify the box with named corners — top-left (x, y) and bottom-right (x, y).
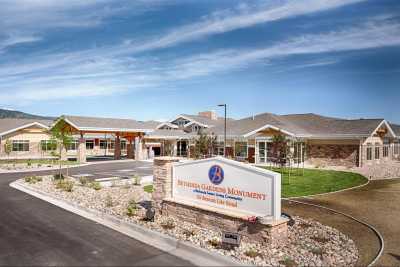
top-left (41, 140), bottom-right (57, 151)
top-left (107, 140), bottom-right (115, 150)
top-left (383, 145), bottom-right (389, 158)
top-left (86, 140), bottom-right (94, 150)
top-left (67, 141), bottom-right (78, 151)
top-left (367, 145), bottom-right (372, 161)
top-left (394, 143), bottom-right (399, 155)
top-left (12, 140), bottom-right (29, 152)
top-left (214, 142), bottom-right (224, 156)
top-left (235, 142), bottom-right (248, 158)
top-left (100, 140), bottom-right (107, 150)
top-left (375, 144), bottom-right (380, 160)
top-left (121, 140), bottom-right (127, 150)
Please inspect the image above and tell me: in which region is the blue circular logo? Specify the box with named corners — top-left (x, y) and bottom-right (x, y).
top-left (208, 165), bottom-right (224, 185)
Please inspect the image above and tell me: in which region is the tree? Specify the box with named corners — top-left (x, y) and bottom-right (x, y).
top-left (4, 139), bottom-right (12, 159)
top-left (194, 130), bottom-right (216, 159)
top-left (51, 119), bottom-right (73, 177)
top-left (271, 132), bottom-right (288, 167)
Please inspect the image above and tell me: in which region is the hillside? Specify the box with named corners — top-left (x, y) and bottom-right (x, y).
top-left (0, 109), bottom-right (54, 120)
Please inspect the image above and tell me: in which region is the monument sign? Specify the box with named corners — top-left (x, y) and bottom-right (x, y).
top-left (172, 157), bottom-right (281, 220)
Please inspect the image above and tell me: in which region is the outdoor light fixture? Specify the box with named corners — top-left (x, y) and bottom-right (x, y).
top-left (218, 104), bottom-right (227, 157)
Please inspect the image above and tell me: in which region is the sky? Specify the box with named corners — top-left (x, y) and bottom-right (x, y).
top-left (0, 0), bottom-right (399, 123)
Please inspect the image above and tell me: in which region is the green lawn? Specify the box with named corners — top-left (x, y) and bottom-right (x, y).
top-left (259, 167), bottom-right (368, 198)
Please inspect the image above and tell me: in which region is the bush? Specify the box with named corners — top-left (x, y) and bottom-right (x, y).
top-left (27, 160), bottom-right (32, 167)
top-left (105, 194), bottom-right (114, 208)
top-left (182, 228), bottom-right (197, 238)
top-left (161, 217), bottom-right (176, 230)
top-left (24, 176), bottom-right (42, 184)
top-left (126, 199), bottom-right (138, 217)
top-left (244, 248), bottom-right (260, 258)
top-left (279, 257), bottom-right (297, 267)
top-left (89, 181), bottom-right (102, 191)
top-left (53, 173), bottom-right (64, 180)
top-left (55, 180), bottom-right (74, 192)
top-left (207, 237), bottom-right (220, 248)
top-left (79, 176), bottom-right (88, 186)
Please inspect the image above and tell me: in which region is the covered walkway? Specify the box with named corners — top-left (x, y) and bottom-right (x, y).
top-left (52, 115), bottom-right (156, 163)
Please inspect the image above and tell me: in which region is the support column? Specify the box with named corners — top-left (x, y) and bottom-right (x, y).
top-left (135, 136), bottom-right (143, 160)
top-left (114, 134), bottom-right (121, 160)
top-left (78, 133), bottom-right (86, 163)
top-left (173, 141), bottom-right (178, 157)
top-left (152, 157), bottom-right (180, 211)
top-left (127, 137), bottom-right (134, 159)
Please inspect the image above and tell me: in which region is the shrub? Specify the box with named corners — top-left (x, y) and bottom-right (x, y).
top-left (53, 173), bottom-right (64, 180)
top-left (24, 176), bottom-right (41, 184)
top-left (182, 228), bottom-right (197, 238)
top-left (310, 247), bottom-right (324, 256)
top-left (126, 199), bottom-right (138, 217)
top-left (89, 181), bottom-right (102, 191)
top-left (79, 176), bottom-right (89, 186)
top-left (207, 237), bottom-right (220, 248)
top-left (27, 160), bottom-right (32, 167)
top-left (279, 257), bottom-right (297, 267)
top-left (161, 218), bottom-right (176, 230)
top-left (55, 180), bottom-right (74, 192)
top-left (244, 248), bottom-right (260, 258)
top-left (105, 194), bottom-right (114, 208)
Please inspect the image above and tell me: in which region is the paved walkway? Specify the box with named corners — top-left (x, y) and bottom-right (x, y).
top-left (284, 178), bottom-right (400, 267)
top-left (0, 162), bottom-right (192, 266)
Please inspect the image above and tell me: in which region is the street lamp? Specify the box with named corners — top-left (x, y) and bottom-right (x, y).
top-left (218, 104), bottom-right (227, 157)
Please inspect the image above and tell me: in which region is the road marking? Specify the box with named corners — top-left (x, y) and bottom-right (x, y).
top-left (73, 174), bottom-right (94, 177)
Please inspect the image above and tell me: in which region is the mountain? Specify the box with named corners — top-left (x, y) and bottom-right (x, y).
top-left (0, 109), bottom-right (54, 120)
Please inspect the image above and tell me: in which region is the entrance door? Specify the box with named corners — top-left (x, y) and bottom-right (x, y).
top-left (257, 141), bottom-right (267, 164)
top-left (256, 140), bottom-right (273, 164)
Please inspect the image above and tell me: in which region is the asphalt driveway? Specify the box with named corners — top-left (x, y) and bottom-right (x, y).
top-left (285, 178), bottom-right (400, 267)
top-left (0, 161), bottom-right (192, 266)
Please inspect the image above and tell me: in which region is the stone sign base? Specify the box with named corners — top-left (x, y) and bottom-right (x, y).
top-left (161, 199), bottom-right (288, 245)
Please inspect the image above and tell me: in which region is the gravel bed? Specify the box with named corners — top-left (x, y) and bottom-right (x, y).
top-left (24, 175), bottom-right (359, 267)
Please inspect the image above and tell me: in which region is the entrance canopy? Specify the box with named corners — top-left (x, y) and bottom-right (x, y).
top-left (51, 115), bottom-right (157, 162)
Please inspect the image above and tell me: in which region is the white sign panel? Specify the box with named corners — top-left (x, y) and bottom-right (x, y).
top-left (172, 157), bottom-right (281, 220)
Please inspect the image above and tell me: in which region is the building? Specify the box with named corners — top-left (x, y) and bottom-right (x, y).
top-left (0, 119), bottom-right (54, 159)
top-left (1, 112), bottom-right (399, 168)
top-left (209, 113), bottom-right (400, 167)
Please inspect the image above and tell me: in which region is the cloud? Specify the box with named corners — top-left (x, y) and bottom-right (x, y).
top-left (1, 18), bottom-right (399, 105)
top-left (0, 0), bottom-right (170, 52)
top-left (120, 0), bottom-right (366, 53)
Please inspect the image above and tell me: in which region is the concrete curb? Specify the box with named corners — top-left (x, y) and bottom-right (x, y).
top-left (0, 163), bottom-right (90, 174)
top-left (10, 181), bottom-right (245, 267)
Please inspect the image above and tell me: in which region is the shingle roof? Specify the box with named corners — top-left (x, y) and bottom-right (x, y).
top-left (0, 119), bottom-right (53, 136)
top-left (177, 114), bottom-right (228, 128)
top-left (390, 124), bottom-right (400, 137)
top-left (62, 115), bottom-right (155, 132)
top-left (146, 129), bottom-right (196, 139)
top-left (209, 113), bottom-right (387, 138)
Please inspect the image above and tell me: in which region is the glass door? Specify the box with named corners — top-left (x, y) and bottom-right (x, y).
top-left (257, 141), bottom-right (267, 164)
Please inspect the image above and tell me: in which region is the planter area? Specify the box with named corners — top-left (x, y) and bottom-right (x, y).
top-left (19, 175), bottom-right (359, 267)
top-left (0, 160), bottom-right (78, 172)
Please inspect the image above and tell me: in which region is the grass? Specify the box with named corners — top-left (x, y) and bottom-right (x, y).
top-left (259, 166), bottom-right (368, 198)
top-left (143, 185), bottom-right (154, 193)
top-left (0, 159), bottom-right (78, 166)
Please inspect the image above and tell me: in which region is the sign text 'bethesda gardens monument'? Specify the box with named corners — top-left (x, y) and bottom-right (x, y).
top-left (152, 156), bottom-right (289, 245)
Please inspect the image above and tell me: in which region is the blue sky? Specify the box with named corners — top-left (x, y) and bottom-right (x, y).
top-left (0, 0), bottom-right (399, 123)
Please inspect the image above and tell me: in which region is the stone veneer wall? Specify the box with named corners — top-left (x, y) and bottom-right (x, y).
top-left (162, 200), bottom-right (288, 245)
top-left (307, 144), bottom-right (359, 168)
top-left (152, 157), bottom-right (288, 245)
